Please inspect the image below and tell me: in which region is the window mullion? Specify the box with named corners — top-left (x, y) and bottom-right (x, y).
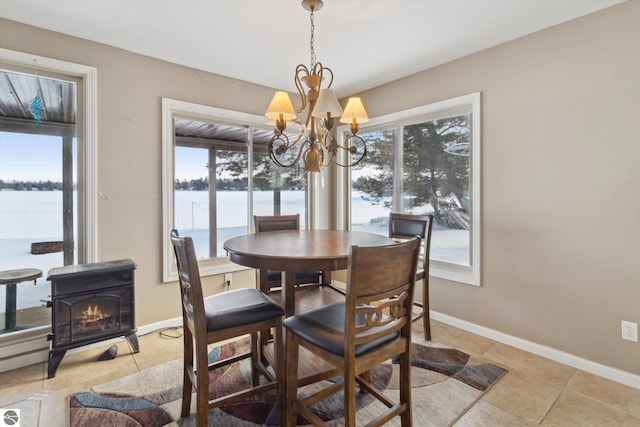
top-left (393, 125), bottom-right (403, 211)
top-left (247, 127), bottom-right (254, 231)
top-left (208, 148), bottom-right (217, 258)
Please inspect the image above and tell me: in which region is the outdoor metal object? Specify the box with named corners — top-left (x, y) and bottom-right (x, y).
top-left (0, 268), bottom-right (43, 331)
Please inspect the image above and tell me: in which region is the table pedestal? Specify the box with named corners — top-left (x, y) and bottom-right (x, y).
top-left (0, 268), bottom-right (43, 331)
top-left (263, 340), bottom-right (340, 387)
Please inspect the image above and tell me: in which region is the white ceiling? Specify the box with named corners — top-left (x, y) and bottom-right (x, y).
top-left (0, 0), bottom-right (625, 98)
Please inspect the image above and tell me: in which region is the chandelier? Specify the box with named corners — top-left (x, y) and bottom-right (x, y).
top-left (265, 0), bottom-right (369, 173)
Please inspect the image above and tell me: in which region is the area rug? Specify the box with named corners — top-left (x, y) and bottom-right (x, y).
top-left (69, 336), bottom-right (506, 426)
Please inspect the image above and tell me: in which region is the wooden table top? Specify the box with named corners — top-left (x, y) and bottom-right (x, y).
top-left (224, 230), bottom-right (396, 318)
top-left (223, 229), bottom-right (395, 272)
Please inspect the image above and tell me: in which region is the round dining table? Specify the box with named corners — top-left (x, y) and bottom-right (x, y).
top-left (223, 229), bottom-right (395, 317)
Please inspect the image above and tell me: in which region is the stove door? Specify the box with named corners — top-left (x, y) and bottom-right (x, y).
top-left (51, 287), bottom-right (134, 348)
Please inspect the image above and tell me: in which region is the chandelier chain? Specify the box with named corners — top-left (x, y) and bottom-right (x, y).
top-left (310, 9), bottom-right (316, 69)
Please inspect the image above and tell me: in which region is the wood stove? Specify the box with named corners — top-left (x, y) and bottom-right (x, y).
top-left (46, 259), bottom-right (139, 378)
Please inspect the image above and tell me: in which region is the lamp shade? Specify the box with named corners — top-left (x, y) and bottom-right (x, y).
top-left (311, 89), bottom-right (343, 118)
top-left (340, 97), bottom-right (369, 124)
top-left (265, 91), bottom-right (297, 121)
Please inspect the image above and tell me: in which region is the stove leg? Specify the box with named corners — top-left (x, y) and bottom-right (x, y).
top-left (48, 349), bottom-right (67, 379)
top-left (125, 332), bottom-right (139, 353)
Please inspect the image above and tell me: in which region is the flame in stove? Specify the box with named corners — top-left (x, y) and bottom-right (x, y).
top-left (73, 302), bottom-right (118, 335)
top-left (88, 304), bottom-right (101, 318)
top-left (80, 304), bottom-right (109, 321)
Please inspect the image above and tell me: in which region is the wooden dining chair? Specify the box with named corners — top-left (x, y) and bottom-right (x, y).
top-left (170, 229), bottom-right (286, 426)
top-left (283, 238), bottom-right (421, 427)
top-left (389, 212), bottom-right (434, 340)
top-left (254, 214), bottom-right (323, 292)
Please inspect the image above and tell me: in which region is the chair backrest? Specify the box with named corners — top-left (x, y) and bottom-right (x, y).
top-left (254, 214), bottom-right (300, 233)
top-left (170, 229), bottom-right (206, 337)
top-left (388, 212), bottom-right (433, 278)
top-left (344, 238), bottom-right (421, 352)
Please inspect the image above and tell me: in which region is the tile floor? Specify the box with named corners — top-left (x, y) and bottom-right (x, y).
top-left (1, 320), bottom-right (640, 426)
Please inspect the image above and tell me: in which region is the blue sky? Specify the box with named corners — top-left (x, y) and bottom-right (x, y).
top-left (0, 132), bottom-right (63, 181)
top-left (175, 146), bottom-right (209, 181)
top-left (1, 133), bottom-right (211, 182)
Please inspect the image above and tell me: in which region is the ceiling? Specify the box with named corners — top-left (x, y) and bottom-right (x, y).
top-left (0, 70), bottom-right (76, 124)
top-left (0, 0), bottom-right (624, 98)
top-left (0, 69), bottom-right (277, 144)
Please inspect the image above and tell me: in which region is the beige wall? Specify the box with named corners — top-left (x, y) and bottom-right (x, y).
top-left (0, 18), bottom-right (273, 330)
top-left (1, 0), bottom-right (638, 375)
top-left (357, 1), bottom-right (640, 374)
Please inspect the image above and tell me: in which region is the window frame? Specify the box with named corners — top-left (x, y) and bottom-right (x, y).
top-left (0, 49), bottom-right (97, 367)
top-left (162, 98), bottom-right (278, 282)
top-left (338, 92), bottom-right (481, 286)
top-left (0, 49), bottom-right (98, 263)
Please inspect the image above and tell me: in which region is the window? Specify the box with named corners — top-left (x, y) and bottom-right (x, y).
top-left (343, 93), bottom-right (481, 285)
top-left (162, 99), bottom-right (308, 282)
top-left (172, 118), bottom-right (250, 261)
top-left (0, 50), bottom-right (97, 336)
top-left (252, 140), bottom-right (308, 222)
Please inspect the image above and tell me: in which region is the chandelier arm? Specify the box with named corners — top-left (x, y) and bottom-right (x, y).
top-left (287, 130), bottom-right (307, 152)
top-left (329, 135), bottom-right (367, 168)
top-left (295, 65), bottom-right (310, 114)
top-left (320, 134), bottom-right (336, 169)
top-left (270, 129), bottom-right (307, 155)
top-left (322, 65), bottom-right (334, 89)
top-left (268, 133), bottom-right (309, 168)
top-left (312, 62), bottom-right (323, 77)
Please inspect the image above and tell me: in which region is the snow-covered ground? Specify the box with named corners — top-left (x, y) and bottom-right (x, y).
top-left (1, 190), bottom-right (468, 311)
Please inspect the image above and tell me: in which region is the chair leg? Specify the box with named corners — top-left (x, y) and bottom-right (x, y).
top-left (274, 319), bottom-right (286, 427)
top-left (398, 346), bottom-right (412, 426)
top-left (196, 342), bottom-right (210, 427)
top-left (181, 332), bottom-right (193, 418)
top-left (285, 330), bottom-right (299, 427)
top-left (344, 366), bottom-right (357, 427)
top-left (258, 269), bottom-right (272, 366)
top-left (250, 332), bottom-right (260, 386)
top-left (423, 282), bottom-right (431, 341)
top-left (359, 370), bottom-right (371, 394)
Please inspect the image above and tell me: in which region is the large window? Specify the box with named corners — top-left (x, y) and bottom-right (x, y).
top-left (344, 93), bottom-right (481, 285)
top-left (162, 99), bottom-right (307, 281)
top-left (0, 50), bottom-right (97, 338)
top-left (172, 118), bottom-right (250, 261)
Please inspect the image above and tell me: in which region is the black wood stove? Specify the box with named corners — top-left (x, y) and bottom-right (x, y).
top-left (46, 259), bottom-right (139, 378)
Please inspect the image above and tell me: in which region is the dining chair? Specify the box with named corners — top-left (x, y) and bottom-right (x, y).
top-left (283, 238), bottom-right (421, 427)
top-left (170, 229), bottom-right (286, 426)
top-left (253, 214), bottom-right (323, 292)
top-left (389, 212), bottom-right (434, 340)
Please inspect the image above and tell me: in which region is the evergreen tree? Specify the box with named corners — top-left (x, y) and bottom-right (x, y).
top-left (353, 115), bottom-right (470, 228)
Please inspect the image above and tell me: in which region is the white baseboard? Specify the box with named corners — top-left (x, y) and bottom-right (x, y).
top-left (0, 317), bottom-right (182, 374)
top-left (2, 311), bottom-right (638, 391)
top-left (430, 310), bottom-right (640, 390)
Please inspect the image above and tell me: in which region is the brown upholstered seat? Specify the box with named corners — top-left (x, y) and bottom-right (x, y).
top-left (283, 238), bottom-right (421, 426)
top-left (389, 212), bottom-right (434, 340)
top-left (170, 229), bottom-right (285, 426)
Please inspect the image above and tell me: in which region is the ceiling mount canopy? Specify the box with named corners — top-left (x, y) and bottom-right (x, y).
top-left (265, 0), bottom-right (369, 173)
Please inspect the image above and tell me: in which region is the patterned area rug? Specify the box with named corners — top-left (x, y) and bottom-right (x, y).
top-left (69, 336), bottom-right (506, 426)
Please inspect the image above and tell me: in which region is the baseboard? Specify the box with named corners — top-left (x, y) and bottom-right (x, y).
top-left (430, 310), bottom-right (640, 390)
top-left (2, 310), bottom-right (639, 391)
top-left (0, 316), bottom-right (182, 374)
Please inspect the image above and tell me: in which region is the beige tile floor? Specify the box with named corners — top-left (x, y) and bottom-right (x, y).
top-left (1, 320), bottom-right (640, 427)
